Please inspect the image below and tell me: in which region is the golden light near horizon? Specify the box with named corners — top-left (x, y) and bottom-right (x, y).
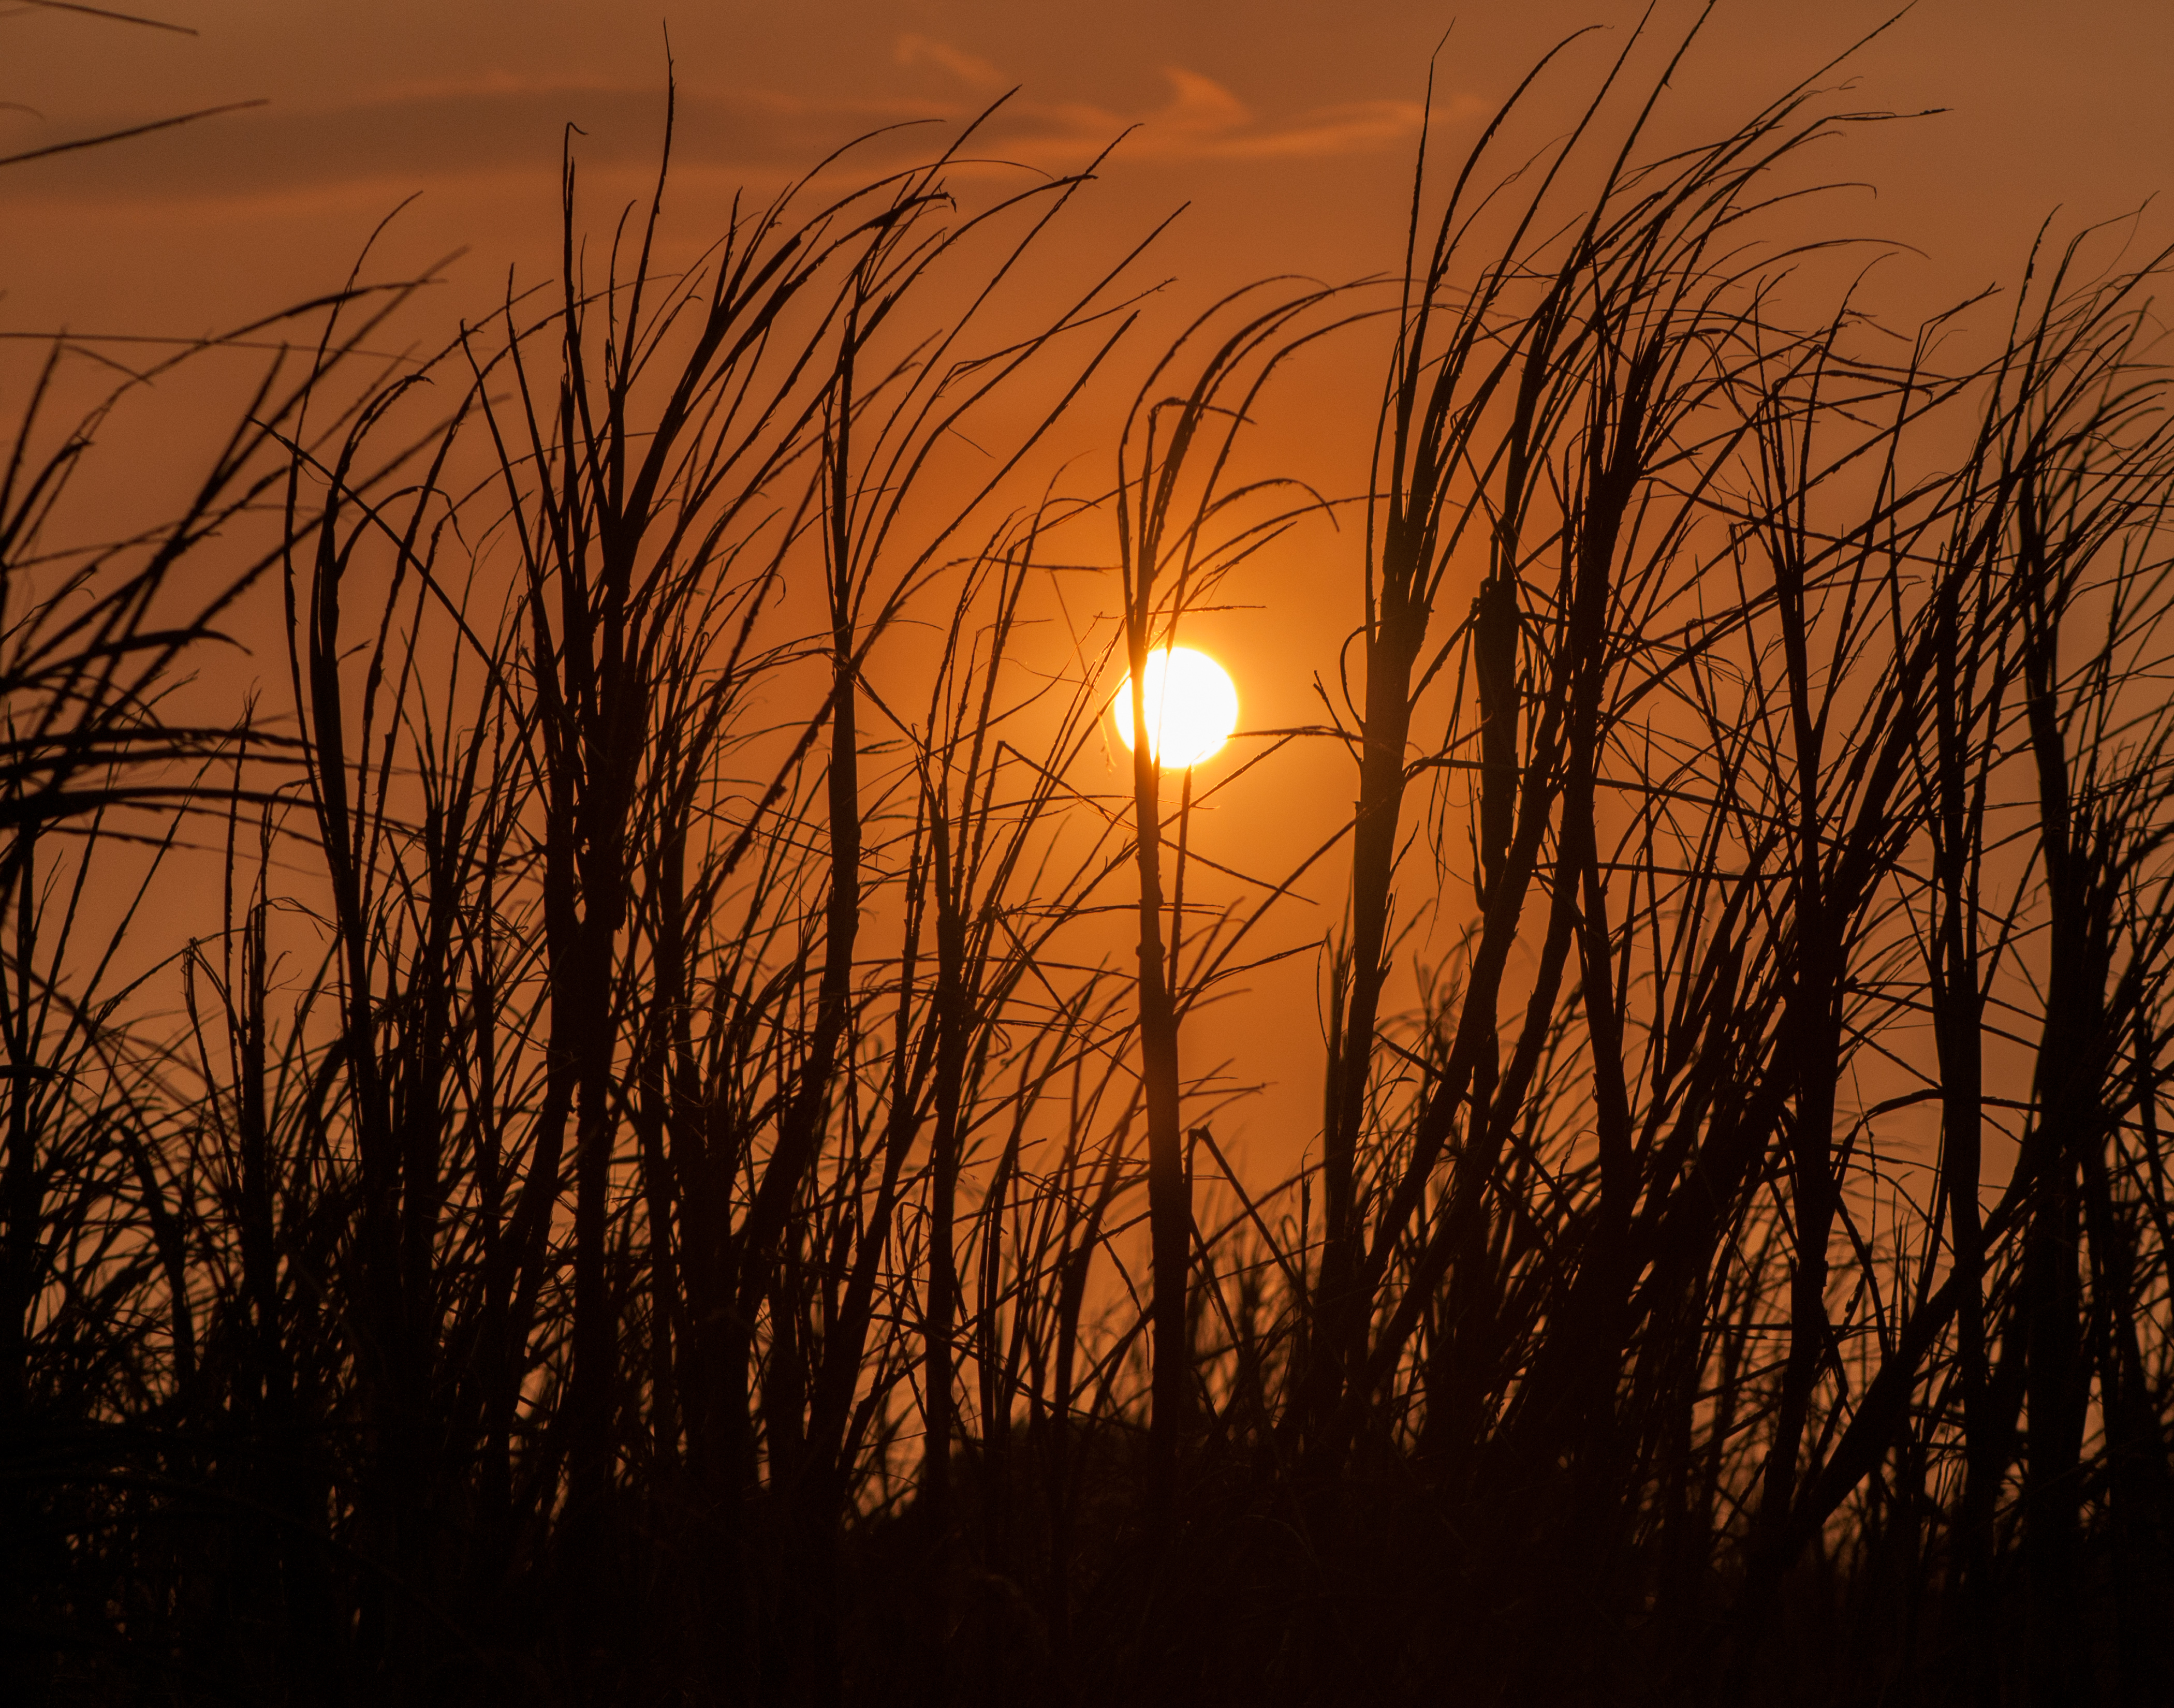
top-left (1113, 645), bottom-right (1240, 770)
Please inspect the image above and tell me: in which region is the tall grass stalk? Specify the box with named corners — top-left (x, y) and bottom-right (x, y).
top-left (8, 22), bottom-right (2174, 1707)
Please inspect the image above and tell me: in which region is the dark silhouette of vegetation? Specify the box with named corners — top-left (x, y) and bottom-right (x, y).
top-left (5, 11), bottom-right (2172, 1705)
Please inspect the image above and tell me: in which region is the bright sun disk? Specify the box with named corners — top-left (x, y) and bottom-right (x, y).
top-left (1113, 645), bottom-right (1239, 770)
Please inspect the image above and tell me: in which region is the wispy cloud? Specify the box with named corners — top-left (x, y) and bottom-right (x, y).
top-left (0, 52), bottom-right (1424, 208)
top-left (894, 33), bottom-right (1006, 94)
top-left (0, 82), bottom-right (942, 205)
top-left (1114, 68), bottom-right (1425, 161)
top-left (894, 37), bottom-right (1426, 165)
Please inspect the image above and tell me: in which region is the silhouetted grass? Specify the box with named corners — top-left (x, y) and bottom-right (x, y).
top-left (6, 12), bottom-right (2174, 1707)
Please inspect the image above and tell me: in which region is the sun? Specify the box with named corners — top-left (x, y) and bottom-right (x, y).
top-left (1113, 645), bottom-right (1239, 770)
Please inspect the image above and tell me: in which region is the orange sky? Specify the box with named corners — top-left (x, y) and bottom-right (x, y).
top-left (8, 1), bottom-right (2173, 336)
top-left (8, 0), bottom-right (2173, 1165)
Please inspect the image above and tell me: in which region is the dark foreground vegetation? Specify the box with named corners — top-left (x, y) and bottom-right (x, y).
top-left (6, 15), bottom-right (2174, 1705)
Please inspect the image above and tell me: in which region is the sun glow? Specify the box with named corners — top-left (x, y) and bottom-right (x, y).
top-left (1112, 645), bottom-right (1239, 770)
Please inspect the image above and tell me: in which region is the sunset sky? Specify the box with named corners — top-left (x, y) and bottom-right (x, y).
top-left (8, 0), bottom-right (2172, 1156)
top-left (8, 1), bottom-right (2172, 337)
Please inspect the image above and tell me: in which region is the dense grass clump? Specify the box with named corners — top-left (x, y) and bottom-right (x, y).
top-left (5, 17), bottom-right (2174, 1707)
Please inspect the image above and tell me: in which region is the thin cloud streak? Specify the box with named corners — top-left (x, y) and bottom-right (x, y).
top-left (0, 55), bottom-right (1427, 208)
